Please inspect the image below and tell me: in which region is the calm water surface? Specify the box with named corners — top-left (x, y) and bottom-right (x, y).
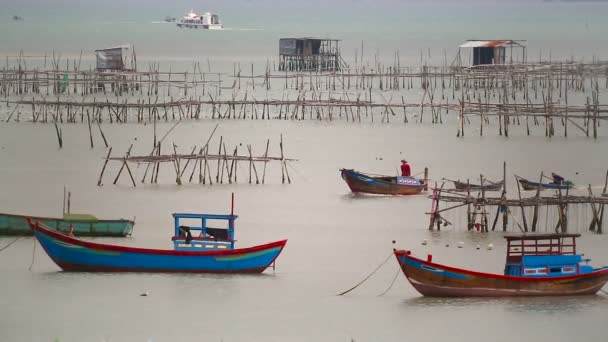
top-left (1, 121), bottom-right (608, 341)
top-left (2, 1), bottom-right (608, 341)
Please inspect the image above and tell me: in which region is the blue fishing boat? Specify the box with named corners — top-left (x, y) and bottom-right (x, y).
top-left (28, 198), bottom-right (287, 273)
top-left (518, 178), bottom-right (573, 191)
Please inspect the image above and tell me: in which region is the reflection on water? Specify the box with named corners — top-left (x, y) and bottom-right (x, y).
top-left (340, 192), bottom-right (429, 201)
top-left (403, 294), bottom-right (608, 314)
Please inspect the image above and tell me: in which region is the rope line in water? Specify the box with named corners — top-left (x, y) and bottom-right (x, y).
top-left (285, 162), bottom-right (308, 182)
top-left (600, 289), bottom-right (608, 296)
top-left (28, 238), bottom-right (37, 271)
top-left (0, 236), bottom-right (23, 253)
top-left (337, 251), bottom-right (394, 296)
top-left (378, 267), bottom-right (402, 297)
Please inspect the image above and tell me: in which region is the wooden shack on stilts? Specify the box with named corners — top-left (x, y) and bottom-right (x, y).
top-left (94, 44), bottom-right (137, 94)
top-left (278, 38), bottom-right (346, 72)
top-left (455, 39), bottom-right (526, 66)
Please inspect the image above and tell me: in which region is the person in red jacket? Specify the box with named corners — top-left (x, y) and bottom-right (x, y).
top-left (400, 159), bottom-right (411, 177)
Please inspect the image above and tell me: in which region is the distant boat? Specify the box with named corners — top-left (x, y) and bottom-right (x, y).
top-left (394, 233), bottom-right (608, 297)
top-left (164, 16), bottom-right (176, 23)
top-left (340, 169), bottom-right (427, 195)
top-left (0, 212), bottom-right (133, 237)
top-left (176, 9), bottom-right (223, 30)
top-left (27, 196), bottom-right (287, 273)
top-left (12, 15), bottom-right (23, 21)
top-left (517, 177), bottom-right (573, 191)
top-left (452, 179), bottom-right (503, 191)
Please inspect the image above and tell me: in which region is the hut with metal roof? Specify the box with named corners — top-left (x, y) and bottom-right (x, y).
top-left (95, 45), bottom-right (135, 72)
top-left (278, 38), bottom-right (344, 72)
top-left (458, 40), bottom-right (526, 66)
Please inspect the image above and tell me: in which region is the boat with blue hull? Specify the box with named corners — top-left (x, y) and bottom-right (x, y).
top-left (394, 233), bottom-right (608, 297)
top-left (340, 169), bottom-right (427, 195)
top-left (28, 207), bottom-right (286, 273)
top-left (518, 178), bottom-right (573, 191)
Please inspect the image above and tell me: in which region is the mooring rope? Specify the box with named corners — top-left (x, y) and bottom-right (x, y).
top-left (28, 238), bottom-right (37, 271)
top-left (0, 236), bottom-right (23, 253)
top-left (600, 289), bottom-right (608, 296)
top-left (285, 161), bottom-right (308, 182)
top-left (377, 267), bottom-right (402, 297)
top-left (337, 251), bottom-right (394, 296)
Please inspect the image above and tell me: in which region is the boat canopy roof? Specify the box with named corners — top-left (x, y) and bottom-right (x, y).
top-left (505, 233), bottom-right (579, 264)
top-left (504, 233), bottom-right (581, 241)
top-left (172, 213), bottom-right (238, 220)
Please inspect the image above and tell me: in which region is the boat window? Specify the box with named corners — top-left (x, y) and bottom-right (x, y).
top-left (178, 243), bottom-right (199, 248)
top-left (550, 267), bottom-right (562, 273)
top-left (525, 268), bottom-right (547, 274)
top-left (562, 267), bottom-right (576, 273)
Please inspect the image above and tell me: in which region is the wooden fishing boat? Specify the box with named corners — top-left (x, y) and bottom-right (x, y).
top-left (394, 233), bottom-right (608, 297)
top-left (452, 180), bottom-right (503, 191)
top-left (340, 169), bottom-right (427, 195)
top-left (518, 178), bottom-right (573, 191)
top-left (28, 207), bottom-right (286, 273)
top-left (0, 212), bottom-right (133, 237)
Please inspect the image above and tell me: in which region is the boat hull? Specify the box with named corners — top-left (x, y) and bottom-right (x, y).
top-left (177, 23), bottom-right (222, 29)
top-left (340, 169), bottom-right (426, 195)
top-left (518, 179), bottom-right (571, 191)
top-left (453, 180), bottom-right (503, 191)
top-left (30, 221), bottom-right (286, 274)
top-left (394, 250), bottom-right (608, 297)
top-left (0, 212), bottom-right (133, 237)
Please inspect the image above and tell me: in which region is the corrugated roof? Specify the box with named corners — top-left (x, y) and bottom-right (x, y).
top-left (459, 40), bottom-right (516, 48)
top-left (95, 45), bottom-right (130, 52)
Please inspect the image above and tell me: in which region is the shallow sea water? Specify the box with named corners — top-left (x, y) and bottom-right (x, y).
top-left (2, 1), bottom-right (608, 341)
top-left (1, 120), bottom-right (608, 341)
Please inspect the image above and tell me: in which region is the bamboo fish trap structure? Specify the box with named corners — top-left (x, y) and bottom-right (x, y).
top-left (429, 163), bottom-right (608, 234)
top-left (97, 133), bottom-right (296, 187)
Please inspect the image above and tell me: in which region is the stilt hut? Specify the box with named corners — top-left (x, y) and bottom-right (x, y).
top-left (95, 45), bottom-right (135, 72)
top-left (94, 45), bottom-right (136, 93)
top-left (457, 40), bottom-right (526, 66)
top-left (278, 38), bottom-right (344, 72)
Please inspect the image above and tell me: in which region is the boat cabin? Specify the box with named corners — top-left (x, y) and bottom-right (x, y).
top-left (503, 234), bottom-right (594, 277)
top-left (176, 10), bottom-right (222, 29)
top-left (172, 213), bottom-right (236, 251)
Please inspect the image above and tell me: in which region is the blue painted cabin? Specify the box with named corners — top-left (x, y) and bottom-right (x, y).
top-left (503, 233), bottom-right (594, 277)
top-left (172, 213), bottom-right (237, 251)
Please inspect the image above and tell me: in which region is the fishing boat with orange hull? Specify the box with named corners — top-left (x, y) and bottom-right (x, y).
top-left (394, 234), bottom-right (608, 297)
top-left (340, 169), bottom-right (427, 195)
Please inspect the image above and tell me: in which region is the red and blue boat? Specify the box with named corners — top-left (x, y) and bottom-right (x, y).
top-left (340, 169), bottom-right (427, 195)
top-left (28, 202), bottom-right (287, 273)
top-left (394, 233), bottom-right (608, 297)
